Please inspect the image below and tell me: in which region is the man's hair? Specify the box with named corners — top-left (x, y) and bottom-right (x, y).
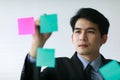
top-left (70, 8), bottom-right (110, 37)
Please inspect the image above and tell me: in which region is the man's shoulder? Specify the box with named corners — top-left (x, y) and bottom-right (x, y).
top-left (56, 57), bottom-right (70, 62)
top-left (102, 58), bottom-right (120, 66)
top-left (55, 57), bottom-right (72, 66)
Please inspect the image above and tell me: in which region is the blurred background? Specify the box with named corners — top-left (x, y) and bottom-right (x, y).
top-left (0, 0), bottom-right (120, 80)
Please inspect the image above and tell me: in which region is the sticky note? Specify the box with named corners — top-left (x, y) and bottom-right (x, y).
top-left (18, 17), bottom-right (35, 35)
top-left (99, 60), bottom-right (120, 80)
top-left (40, 14), bottom-right (58, 33)
top-left (36, 48), bottom-right (55, 67)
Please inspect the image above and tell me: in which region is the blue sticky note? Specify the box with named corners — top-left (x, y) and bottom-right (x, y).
top-left (36, 48), bottom-right (55, 67)
top-left (40, 14), bottom-right (58, 33)
top-left (99, 60), bottom-right (120, 80)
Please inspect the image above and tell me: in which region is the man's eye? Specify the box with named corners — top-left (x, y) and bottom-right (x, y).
top-left (75, 31), bottom-right (81, 33)
top-left (88, 30), bottom-right (95, 33)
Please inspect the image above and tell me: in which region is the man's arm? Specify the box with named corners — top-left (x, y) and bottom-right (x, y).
top-left (20, 54), bottom-right (41, 80)
top-left (20, 20), bottom-right (52, 80)
top-left (30, 20), bottom-right (52, 58)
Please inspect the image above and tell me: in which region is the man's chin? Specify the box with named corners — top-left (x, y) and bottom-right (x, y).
top-left (77, 51), bottom-right (89, 55)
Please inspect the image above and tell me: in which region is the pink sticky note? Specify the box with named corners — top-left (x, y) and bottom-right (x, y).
top-left (18, 17), bottom-right (35, 35)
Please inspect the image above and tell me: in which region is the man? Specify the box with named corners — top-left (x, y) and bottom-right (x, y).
top-left (20, 8), bottom-right (117, 80)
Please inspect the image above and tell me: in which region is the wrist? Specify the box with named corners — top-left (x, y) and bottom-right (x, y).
top-left (30, 41), bottom-right (45, 58)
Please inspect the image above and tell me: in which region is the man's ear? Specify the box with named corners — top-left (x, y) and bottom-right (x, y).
top-left (101, 34), bottom-right (108, 44)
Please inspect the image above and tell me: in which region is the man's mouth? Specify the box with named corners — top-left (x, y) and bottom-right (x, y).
top-left (78, 44), bottom-right (88, 48)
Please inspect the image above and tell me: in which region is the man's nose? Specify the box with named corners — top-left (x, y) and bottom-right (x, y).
top-left (79, 32), bottom-right (87, 41)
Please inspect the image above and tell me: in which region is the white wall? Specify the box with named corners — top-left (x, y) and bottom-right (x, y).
top-left (0, 0), bottom-right (120, 80)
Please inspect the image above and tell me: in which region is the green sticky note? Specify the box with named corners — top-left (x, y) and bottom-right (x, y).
top-left (40, 14), bottom-right (58, 33)
top-left (36, 48), bottom-right (55, 67)
top-left (99, 60), bottom-right (120, 80)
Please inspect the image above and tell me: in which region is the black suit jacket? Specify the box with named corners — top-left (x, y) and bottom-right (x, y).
top-left (20, 52), bottom-right (113, 80)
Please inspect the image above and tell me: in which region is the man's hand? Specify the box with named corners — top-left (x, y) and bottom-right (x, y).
top-left (29, 20), bottom-right (52, 58)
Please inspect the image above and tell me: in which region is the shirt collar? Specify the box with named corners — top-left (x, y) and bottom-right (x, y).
top-left (77, 53), bottom-right (102, 72)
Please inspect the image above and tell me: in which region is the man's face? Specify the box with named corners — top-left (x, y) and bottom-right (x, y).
top-left (72, 18), bottom-right (107, 56)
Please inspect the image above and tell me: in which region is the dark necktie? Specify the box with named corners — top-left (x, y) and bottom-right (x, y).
top-left (84, 64), bottom-right (93, 80)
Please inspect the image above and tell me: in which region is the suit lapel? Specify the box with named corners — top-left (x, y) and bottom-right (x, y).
top-left (70, 53), bottom-right (112, 80)
top-left (100, 55), bottom-right (112, 67)
top-left (99, 54), bottom-right (112, 80)
top-left (70, 52), bottom-right (85, 80)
